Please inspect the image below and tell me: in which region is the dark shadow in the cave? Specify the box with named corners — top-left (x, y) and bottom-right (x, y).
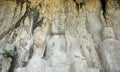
top-left (100, 0), bottom-right (107, 17)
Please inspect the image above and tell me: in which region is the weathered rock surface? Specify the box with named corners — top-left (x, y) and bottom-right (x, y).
top-left (100, 27), bottom-right (120, 72)
top-left (0, 0), bottom-right (120, 72)
top-left (100, 39), bottom-right (120, 72)
top-left (0, 43), bottom-right (14, 72)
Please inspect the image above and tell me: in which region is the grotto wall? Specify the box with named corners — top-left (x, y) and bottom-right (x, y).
top-left (0, 0), bottom-right (120, 72)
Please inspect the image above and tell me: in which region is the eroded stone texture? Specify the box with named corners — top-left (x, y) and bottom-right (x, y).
top-left (2, 58), bottom-right (12, 72)
top-left (0, 0), bottom-right (120, 72)
top-left (106, 0), bottom-right (120, 40)
top-left (100, 27), bottom-right (120, 72)
top-left (0, 43), bottom-right (14, 72)
top-left (70, 59), bottom-right (89, 72)
top-left (100, 39), bottom-right (120, 72)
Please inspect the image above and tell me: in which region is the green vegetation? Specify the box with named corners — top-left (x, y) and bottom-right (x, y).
top-left (2, 50), bottom-right (14, 58)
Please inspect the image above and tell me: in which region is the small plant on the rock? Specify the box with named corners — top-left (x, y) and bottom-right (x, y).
top-left (2, 50), bottom-right (14, 58)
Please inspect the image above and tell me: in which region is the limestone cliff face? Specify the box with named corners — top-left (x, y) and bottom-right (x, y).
top-left (0, 0), bottom-right (120, 72)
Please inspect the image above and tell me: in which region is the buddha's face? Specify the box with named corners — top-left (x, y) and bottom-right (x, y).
top-left (51, 19), bottom-right (65, 35)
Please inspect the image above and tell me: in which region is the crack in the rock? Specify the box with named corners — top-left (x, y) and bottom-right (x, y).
top-left (100, 0), bottom-right (108, 27)
top-left (15, 0), bottom-right (31, 28)
top-left (8, 47), bottom-right (17, 72)
top-left (0, 1), bottom-right (29, 40)
top-left (0, 25), bottom-right (15, 40)
top-left (100, 0), bottom-right (107, 15)
top-left (42, 45), bottom-right (47, 59)
top-left (32, 11), bottom-right (44, 34)
top-left (15, 7), bottom-right (28, 28)
top-left (73, 0), bottom-right (85, 11)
